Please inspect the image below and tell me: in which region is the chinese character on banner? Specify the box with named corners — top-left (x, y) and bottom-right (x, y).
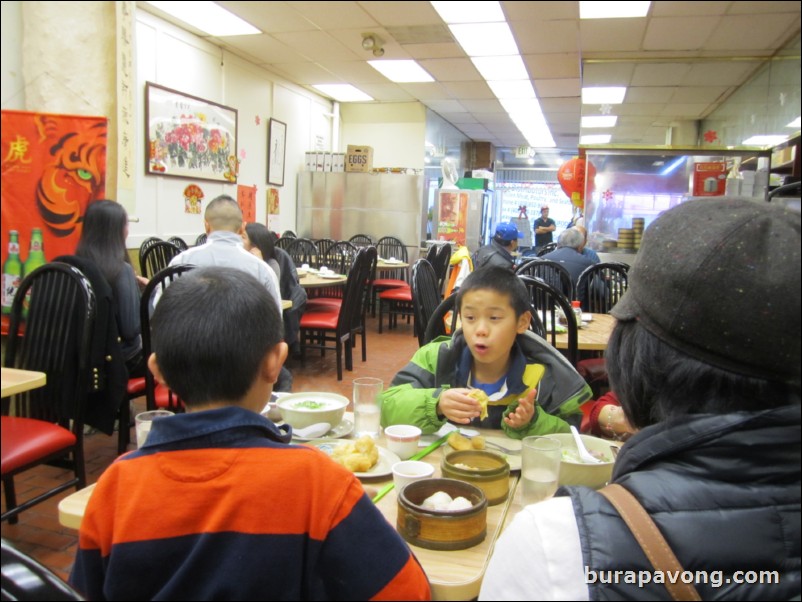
top-left (1, 109), bottom-right (107, 274)
top-left (237, 184), bottom-right (256, 223)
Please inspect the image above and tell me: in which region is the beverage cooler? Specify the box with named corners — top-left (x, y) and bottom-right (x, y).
top-left (434, 188), bottom-right (494, 254)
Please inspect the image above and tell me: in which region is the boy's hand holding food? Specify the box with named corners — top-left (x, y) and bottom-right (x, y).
top-left (503, 388), bottom-right (537, 429)
top-left (437, 388), bottom-right (482, 424)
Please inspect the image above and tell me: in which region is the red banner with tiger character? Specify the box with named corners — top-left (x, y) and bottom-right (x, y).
top-left (1, 110), bottom-right (107, 317)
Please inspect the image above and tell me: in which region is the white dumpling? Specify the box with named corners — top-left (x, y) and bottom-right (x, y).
top-left (447, 496), bottom-right (473, 511)
top-left (422, 491), bottom-right (453, 510)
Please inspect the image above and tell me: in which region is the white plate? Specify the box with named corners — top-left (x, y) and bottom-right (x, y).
top-left (383, 258), bottom-right (402, 264)
top-left (581, 313), bottom-right (594, 322)
top-left (320, 273), bottom-right (344, 279)
top-left (306, 440), bottom-right (400, 478)
top-left (483, 436), bottom-right (522, 472)
top-left (292, 418), bottom-right (354, 442)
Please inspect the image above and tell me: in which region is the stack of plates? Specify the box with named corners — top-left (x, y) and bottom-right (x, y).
top-left (617, 228), bottom-right (635, 251)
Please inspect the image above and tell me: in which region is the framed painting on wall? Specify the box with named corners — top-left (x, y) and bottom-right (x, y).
top-left (267, 118), bottom-right (286, 187)
top-left (145, 82), bottom-right (238, 183)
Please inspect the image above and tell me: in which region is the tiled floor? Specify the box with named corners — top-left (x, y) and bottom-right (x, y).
top-left (1, 313), bottom-right (420, 583)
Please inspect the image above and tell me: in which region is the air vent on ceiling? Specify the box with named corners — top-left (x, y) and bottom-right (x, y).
top-left (385, 25), bottom-right (454, 45)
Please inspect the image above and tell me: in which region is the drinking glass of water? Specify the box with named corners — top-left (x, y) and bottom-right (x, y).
top-left (353, 377), bottom-right (383, 439)
top-left (521, 436), bottom-right (561, 505)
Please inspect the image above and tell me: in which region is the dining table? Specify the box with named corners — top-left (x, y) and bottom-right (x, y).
top-left (553, 313), bottom-right (616, 351)
top-left (298, 270), bottom-right (347, 289)
top-left (56, 410), bottom-right (526, 600)
top-left (1, 367), bottom-right (47, 397)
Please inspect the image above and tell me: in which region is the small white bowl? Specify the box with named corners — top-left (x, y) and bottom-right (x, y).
top-left (385, 424), bottom-right (422, 460)
top-left (392, 460), bottom-right (434, 493)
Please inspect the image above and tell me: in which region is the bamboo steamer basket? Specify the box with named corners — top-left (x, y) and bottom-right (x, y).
top-left (397, 478), bottom-right (487, 551)
top-left (441, 450), bottom-right (510, 505)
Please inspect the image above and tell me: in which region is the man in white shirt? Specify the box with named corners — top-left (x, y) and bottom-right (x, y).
top-left (170, 195), bottom-right (281, 313)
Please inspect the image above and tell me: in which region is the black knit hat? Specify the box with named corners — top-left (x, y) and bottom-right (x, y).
top-left (611, 198), bottom-right (801, 386)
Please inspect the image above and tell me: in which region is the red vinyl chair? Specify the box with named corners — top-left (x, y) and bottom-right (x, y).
top-left (2, 263), bottom-right (95, 524)
top-left (299, 246), bottom-right (375, 380)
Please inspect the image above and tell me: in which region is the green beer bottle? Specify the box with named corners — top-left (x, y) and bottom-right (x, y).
top-left (2, 230), bottom-right (23, 314)
top-left (22, 228), bottom-right (47, 318)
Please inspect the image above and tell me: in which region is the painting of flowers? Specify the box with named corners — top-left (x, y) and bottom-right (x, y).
top-left (146, 82), bottom-right (238, 183)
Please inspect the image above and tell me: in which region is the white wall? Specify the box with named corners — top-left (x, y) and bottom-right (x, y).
top-left (340, 103), bottom-right (426, 170)
top-left (131, 10), bottom-right (335, 246)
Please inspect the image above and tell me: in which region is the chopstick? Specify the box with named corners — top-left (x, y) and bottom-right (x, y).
top-left (371, 433), bottom-right (450, 504)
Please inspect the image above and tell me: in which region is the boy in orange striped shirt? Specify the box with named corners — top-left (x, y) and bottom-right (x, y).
top-left (70, 267), bottom-right (430, 601)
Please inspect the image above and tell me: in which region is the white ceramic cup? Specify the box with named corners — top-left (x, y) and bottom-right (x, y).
top-left (384, 424), bottom-right (422, 460)
top-left (392, 460), bottom-right (434, 493)
top-left (135, 410), bottom-right (174, 448)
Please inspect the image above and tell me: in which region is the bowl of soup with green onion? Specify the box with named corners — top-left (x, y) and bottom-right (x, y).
top-left (276, 392), bottom-right (349, 429)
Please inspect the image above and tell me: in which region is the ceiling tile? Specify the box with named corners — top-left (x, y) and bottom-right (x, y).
top-left (512, 20), bottom-right (580, 54)
top-left (704, 14), bottom-right (802, 51)
top-left (318, 60), bottom-right (391, 83)
top-left (643, 17), bottom-right (720, 51)
top-left (424, 100), bottom-right (467, 113)
top-left (272, 31), bottom-right (358, 61)
top-left (524, 53), bottom-right (581, 79)
top-left (581, 62), bottom-right (636, 86)
top-left (625, 86), bottom-right (678, 103)
top-left (682, 61), bottom-right (763, 86)
top-left (660, 103), bottom-right (711, 118)
top-left (579, 19), bottom-right (648, 53)
top-left (670, 85), bottom-right (731, 103)
top-left (418, 58), bottom-right (481, 82)
top-left (460, 98), bottom-right (505, 113)
top-left (397, 82), bottom-right (451, 100)
top-left (534, 78), bottom-right (581, 98)
top-left (284, 1), bottom-right (378, 29)
top-left (631, 62), bottom-right (691, 86)
top-left (442, 81), bottom-right (495, 100)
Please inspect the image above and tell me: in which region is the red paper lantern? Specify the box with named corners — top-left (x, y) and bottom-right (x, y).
top-left (557, 157), bottom-right (596, 210)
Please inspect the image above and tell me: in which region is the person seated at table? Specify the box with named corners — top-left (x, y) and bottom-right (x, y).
top-left (381, 266), bottom-right (592, 438)
top-left (581, 391), bottom-right (634, 441)
top-left (69, 267), bottom-right (431, 601)
top-left (574, 225), bottom-right (600, 264)
top-left (169, 194), bottom-right (281, 312)
top-left (472, 222), bottom-right (523, 271)
top-left (540, 228), bottom-right (595, 303)
top-left (480, 198), bottom-right (800, 600)
top-left (243, 222), bottom-right (307, 358)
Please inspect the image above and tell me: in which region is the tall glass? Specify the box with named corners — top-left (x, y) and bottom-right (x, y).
top-left (521, 436), bottom-right (561, 505)
top-left (353, 377), bottom-right (383, 439)
top-left (135, 410), bottom-right (174, 448)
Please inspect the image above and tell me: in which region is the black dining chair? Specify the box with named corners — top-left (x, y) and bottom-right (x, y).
top-left (167, 236), bottom-right (189, 251)
top-left (140, 240), bottom-right (182, 279)
top-left (432, 243), bottom-right (453, 296)
top-left (517, 274), bottom-right (579, 366)
top-left (576, 262), bottom-right (630, 313)
top-left (348, 233), bottom-right (374, 248)
top-left (411, 259), bottom-right (442, 347)
top-left (2, 263), bottom-right (96, 524)
top-left (1, 539), bottom-right (84, 600)
top-left (194, 233), bottom-right (208, 246)
top-left (298, 246), bottom-right (376, 380)
top-left (138, 236), bottom-right (163, 271)
top-left (423, 293), bottom-right (459, 345)
top-left (516, 258), bottom-right (575, 301)
top-left (536, 242), bottom-right (558, 257)
top-left (287, 238), bottom-right (319, 268)
top-left (140, 264), bottom-right (197, 412)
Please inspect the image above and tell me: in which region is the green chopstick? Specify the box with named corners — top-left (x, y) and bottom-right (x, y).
top-left (371, 433), bottom-right (450, 504)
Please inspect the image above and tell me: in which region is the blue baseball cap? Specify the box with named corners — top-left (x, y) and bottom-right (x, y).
top-left (494, 222), bottom-right (523, 242)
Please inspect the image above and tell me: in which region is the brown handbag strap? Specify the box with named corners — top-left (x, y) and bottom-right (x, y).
top-left (599, 484), bottom-right (701, 601)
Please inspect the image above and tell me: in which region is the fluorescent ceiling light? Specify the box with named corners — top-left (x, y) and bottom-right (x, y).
top-left (787, 117), bottom-right (801, 128)
top-left (582, 115), bottom-right (618, 128)
top-left (431, 1), bottom-right (505, 23)
top-left (580, 1), bottom-right (650, 19)
top-left (581, 134), bottom-right (612, 144)
top-left (368, 60), bottom-right (434, 83)
top-left (145, 1), bottom-right (260, 36)
top-left (449, 23), bottom-right (518, 56)
top-left (488, 80), bottom-right (536, 100)
top-left (660, 156), bottom-right (686, 176)
top-left (312, 84), bottom-right (373, 102)
top-left (582, 86), bottom-right (627, 104)
top-left (742, 135), bottom-right (788, 146)
top-left (471, 56), bottom-right (528, 81)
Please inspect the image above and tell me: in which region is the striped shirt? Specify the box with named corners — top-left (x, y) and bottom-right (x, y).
top-left (70, 406), bottom-right (430, 601)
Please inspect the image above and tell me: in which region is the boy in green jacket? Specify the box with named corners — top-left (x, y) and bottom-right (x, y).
top-left (381, 267), bottom-right (591, 438)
